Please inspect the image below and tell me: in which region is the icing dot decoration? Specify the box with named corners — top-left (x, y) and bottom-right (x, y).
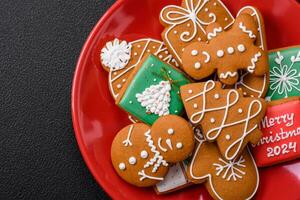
top-left (217, 50), bottom-right (224, 58)
top-left (193, 103), bottom-right (198, 109)
top-left (129, 156), bottom-right (136, 165)
top-left (174, 30), bottom-right (178, 34)
top-left (195, 62), bottom-right (201, 69)
top-left (168, 128), bottom-right (174, 135)
top-left (117, 84), bottom-right (122, 89)
top-left (129, 101), bottom-right (133, 104)
top-left (176, 142), bottom-right (183, 149)
top-left (214, 94), bottom-right (220, 99)
top-left (147, 49), bottom-right (151, 53)
top-left (119, 163), bottom-right (126, 170)
top-left (237, 44), bottom-right (246, 52)
top-left (205, 8), bottom-right (209, 12)
top-left (122, 79), bottom-right (126, 82)
top-left (210, 118), bottom-right (215, 123)
top-left (188, 89), bottom-right (193, 94)
top-left (225, 134), bottom-right (231, 140)
top-left (140, 150), bottom-right (148, 159)
top-left (191, 50), bottom-right (198, 56)
top-left (238, 108), bottom-right (243, 113)
top-left (227, 47), bottom-right (234, 54)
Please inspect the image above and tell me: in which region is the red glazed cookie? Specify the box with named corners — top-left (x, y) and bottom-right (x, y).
top-left (100, 38), bottom-right (179, 99)
top-left (160, 0), bottom-right (234, 66)
top-left (187, 141), bottom-right (259, 200)
top-left (181, 80), bottom-right (266, 160)
top-left (111, 115), bottom-right (195, 187)
top-left (182, 13), bottom-right (269, 85)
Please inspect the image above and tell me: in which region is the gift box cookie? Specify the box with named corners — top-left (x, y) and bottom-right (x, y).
top-left (116, 54), bottom-right (191, 125)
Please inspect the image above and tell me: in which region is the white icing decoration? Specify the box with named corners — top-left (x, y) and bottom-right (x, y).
top-left (220, 71), bottom-right (237, 79)
top-left (122, 79), bottom-right (126, 82)
top-left (210, 118), bottom-right (215, 123)
top-left (202, 51), bottom-right (210, 63)
top-left (238, 108), bottom-right (243, 113)
top-left (160, 0), bottom-right (234, 63)
top-left (267, 51), bottom-right (300, 99)
top-left (136, 81), bottom-right (171, 116)
top-left (214, 93), bottom-right (220, 99)
top-left (129, 101), bottom-right (133, 104)
top-left (174, 30), bottom-right (178, 34)
top-left (166, 139), bottom-right (173, 150)
top-left (134, 52), bottom-right (138, 56)
top-left (119, 163), bottom-right (126, 170)
top-left (247, 52), bottom-right (261, 73)
top-left (189, 142), bottom-right (259, 200)
top-left (158, 137), bottom-right (168, 152)
top-left (138, 170), bottom-right (164, 181)
top-left (117, 84), bottom-right (122, 89)
top-left (216, 50), bottom-right (224, 58)
top-left (101, 39), bottom-right (132, 71)
top-left (129, 156), bottom-right (137, 165)
top-left (176, 142), bottom-right (183, 149)
top-left (225, 17), bottom-right (228, 21)
top-left (159, 55), bottom-right (163, 59)
top-left (187, 23), bottom-right (191, 27)
top-left (235, 72), bottom-right (266, 98)
top-left (205, 8), bottom-right (208, 12)
top-left (168, 128), bottom-right (174, 135)
top-left (227, 47), bottom-right (234, 54)
top-left (191, 50), bottom-right (198, 56)
top-left (137, 45), bottom-right (141, 48)
top-left (188, 89), bottom-right (193, 94)
top-left (184, 80), bottom-right (263, 160)
top-left (213, 156), bottom-right (246, 181)
top-left (195, 62), bottom-right (201, 69)
top-left (237, 44), bottom-right (246, 52)
top-left (193, 103), bottom-right (198, 109)
top-left (140, 150), bottom-right (148, 159)
top-left (239, 22), bottom-right (256, 39)
top-left (122, 125), bottom-right (133, 147)
top-left (225, 134), bottom-right (231, 140)
top-left (207, 27), bottom-right (222, 40)
top-left (153, 46), bottom-right (156, 49)
top-left (153, 78), bottom-right (157, 82)
top-left (144, 130), bottom-right (168, 173)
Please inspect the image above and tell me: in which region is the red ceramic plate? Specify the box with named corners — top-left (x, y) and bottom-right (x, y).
top-left (72, 0), bottom-right (300, 199)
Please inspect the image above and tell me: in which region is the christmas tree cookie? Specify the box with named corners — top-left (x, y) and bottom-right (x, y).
top-left (116, 54), bottom-right (191, 125)
top-left (266, 46), bottom-right (300, 101)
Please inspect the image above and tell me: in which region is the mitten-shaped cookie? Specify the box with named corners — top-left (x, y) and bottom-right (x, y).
top-left (187, 141), bottom-right (259, 200)
top-left (182, 13), bottom-right (269, 85)
top-left (181, 80), bottom-right (266, 160)
top-left (111, 115), bottom-right (195, 187)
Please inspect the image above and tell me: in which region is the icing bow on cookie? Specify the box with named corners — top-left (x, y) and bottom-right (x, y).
top-left (111, 115), bottom-right (195, 187)
top-left (182, 13), bottom-right (269, 85)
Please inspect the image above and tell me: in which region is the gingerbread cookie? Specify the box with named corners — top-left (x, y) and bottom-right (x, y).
top-left (116, 54), bottom-right (191, 125)
top-left (252, 97), bottom-right (300, 167)
top-left (187, 141), bottom-right (259, 200)
top-left (266, 46), bottom-right (300, 101)
top-left (160, 0), bottom-right (234, 65)
top-left (234, 6), bottom-right (270, 98)
top-left (181, 80), bottom-right (266, 160)
top-left (100, 38), bottom-right (179, 99)
top-left (111, 115), bottom-right (195, 187)
top-left (182, 13), bottom-right (269, 85)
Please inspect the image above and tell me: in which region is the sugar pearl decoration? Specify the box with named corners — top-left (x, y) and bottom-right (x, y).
top-left (129, 157), bottom-right (136, 165)
top-left (176, 142), bottom-right (183, 149)
top-left (238, 108), bottom-right (243, 113)
top-left (210, 118), bottom-right (215, 123)
top-left (225, 134), bottom-right (231, 140)
top-left (237, 44), bottom-right (246, 52)
top-left (119, 163), bottom-right (126, 170)
top-left (191, 50), bottom-right (198, 56)
top-left (214, 94), bottom-right (220, 99)
top-left (195, 62), bottom-right (201, 69)
top-left (217, 50), bottom-right (224, 57)
top-left (140, 150), bottom-right (148, 159)
top-left (168, 128), bottom-right (174, 135)
top-left (227, 47), bottom-right (234, 54)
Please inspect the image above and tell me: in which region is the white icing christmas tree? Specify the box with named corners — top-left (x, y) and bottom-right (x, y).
top-left (136, 81), bottom-right (171, 116)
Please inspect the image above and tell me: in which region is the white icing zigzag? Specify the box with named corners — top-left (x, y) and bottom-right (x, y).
top-left (219, 71), bottom-right (237, 79)
top-left (247, 52), bottom-right (261, 73)
top-left (238, 22), bottom-right (256, 39)
top-left (207, 27), bottom-right (222, 40)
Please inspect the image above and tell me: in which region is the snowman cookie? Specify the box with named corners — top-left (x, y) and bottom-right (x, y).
top-left (187, 140), bottom-right (259, 200)
top-left (100, 38), bottom-right (179, 99)
top-left (111, 115), bottom-right (195, 187)
top-left (181, 80), bottom-right (266, 160)
top-left (182, 13), bottom-right (269, 85)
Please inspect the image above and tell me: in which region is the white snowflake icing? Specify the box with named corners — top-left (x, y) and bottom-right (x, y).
top-left (100, 39), bottom-right (132, 71)
top-left (136, 81), bottom-right (171, 116)
top-left (267, 51), bottom-right (300, 100)
top-left (213, 156), bottom-right (246, 181)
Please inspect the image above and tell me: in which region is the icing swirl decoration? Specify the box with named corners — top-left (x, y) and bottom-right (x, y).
top-left (101, 39), bottom-right (132, 71)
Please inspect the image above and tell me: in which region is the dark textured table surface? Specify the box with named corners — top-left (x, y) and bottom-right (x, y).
top-left (0, 0), bottom-right (114, 199)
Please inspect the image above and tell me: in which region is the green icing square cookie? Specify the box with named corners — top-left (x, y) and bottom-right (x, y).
top-left (117, 55), bottom-right (191, 125)
top-left (266, 46), bottom-right (300, 101)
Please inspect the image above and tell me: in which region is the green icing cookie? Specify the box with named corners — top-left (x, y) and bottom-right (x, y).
top-left (119, 55), bottom-right (191, 125)
top-left (266, 47), bottom-right (300, 101)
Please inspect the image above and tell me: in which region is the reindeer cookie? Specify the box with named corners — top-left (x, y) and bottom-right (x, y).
top-left (111, 115), bottom-right (195, 187)
top-left (187, 141), bottom-right (259, 200)
top-left (100, 38), bottom-right (179, 100)
top-left (180, 80), bottom-right (266, 160)
top-left (182, 13), bottom-right (269, 85)
top-left (160, 0), bottom-right (234, 66)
